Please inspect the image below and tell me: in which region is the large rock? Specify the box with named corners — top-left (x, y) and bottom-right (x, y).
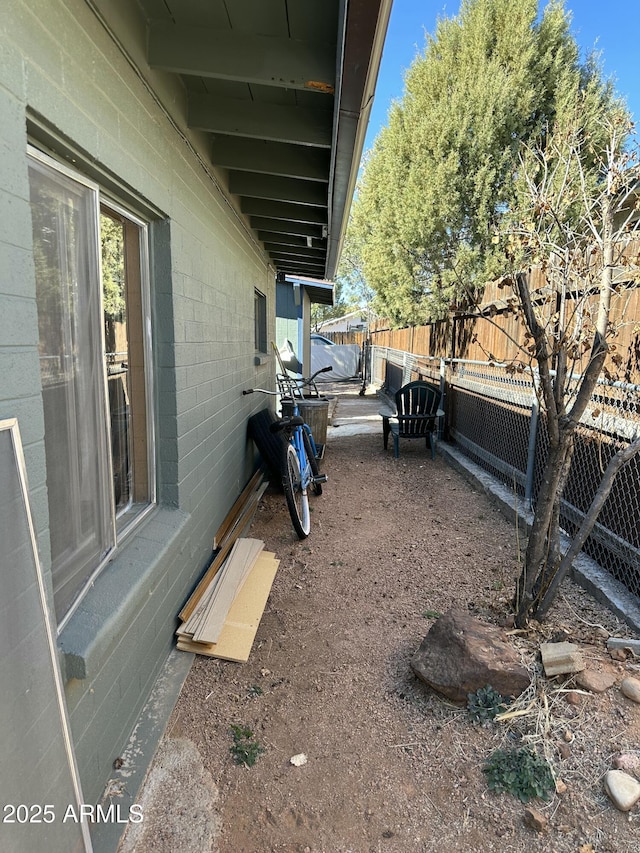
top-left (621, 676), bottom-right (640, 704)
top-left (604, 769), bottom-right (640, 811)
top-left (411, 609), bottom-right (530, 704)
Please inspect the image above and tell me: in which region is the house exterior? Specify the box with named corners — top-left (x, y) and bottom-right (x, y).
top-left (0, 1), bottom-right (391, 849)
top-left (276, 275), bottom-right (334, 375)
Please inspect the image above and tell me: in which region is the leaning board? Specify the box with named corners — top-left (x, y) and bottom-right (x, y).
top-left (177, 550), bottom-right (279, 662)
top-left (0, 419), bottom-right (92, 853)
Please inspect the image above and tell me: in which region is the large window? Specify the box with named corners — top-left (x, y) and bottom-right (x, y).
top-left (28, 149), bottom-right (154, 626)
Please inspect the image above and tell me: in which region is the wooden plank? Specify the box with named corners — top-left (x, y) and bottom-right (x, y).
top-left (179, 475), bottom-right (267, 624)
top-left (179, 538), bottom-right (263, 638)
top-left (178, 537), bottom-right (235, 623)
top-left (177, 552), bottom-right (279, 663)
top-left (192, 538), bottom-right (264, 644)
top-left (177, 577), bottom-right (217, 638)
top-left (217, 481), bottom-right (268, 551)
top-left (178, 471), bottom-right (268, 622)
top-left (213, 470), bottom-right (264, 550)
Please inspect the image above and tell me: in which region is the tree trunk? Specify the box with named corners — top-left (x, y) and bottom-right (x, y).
top-left (514, 429), bottom-right (574, 625)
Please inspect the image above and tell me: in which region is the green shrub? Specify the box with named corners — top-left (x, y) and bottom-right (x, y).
top-left (229, 724), bottom-right (265, 767)
top-left (483, 747), bottom-right (555, 802)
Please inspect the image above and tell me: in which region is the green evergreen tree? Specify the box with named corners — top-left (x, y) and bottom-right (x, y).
top-left (351, 0), bottom-right (619, 325)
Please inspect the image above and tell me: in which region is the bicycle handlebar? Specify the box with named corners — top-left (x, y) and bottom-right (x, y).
top-left (244, 365), bottom-right (332, 397)
top-left (292, 366), bottom-right (333, 388)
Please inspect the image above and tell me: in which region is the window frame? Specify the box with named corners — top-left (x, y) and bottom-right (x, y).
top-left (254, 287), bottom-right (268, 355)
top-left (99, 198), bottom-right (157, 530)
top-left (27, 145), bottom-right (156, 632)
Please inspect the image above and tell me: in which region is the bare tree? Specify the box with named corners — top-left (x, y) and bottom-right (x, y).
top-left (498, 115), bottom-right (640, 624)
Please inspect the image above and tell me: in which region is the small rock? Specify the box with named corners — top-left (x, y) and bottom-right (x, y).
top-left (289, 753), bottom-right (307, 767)
top-left (557, 741), bottom-right (571, 760)
top-left (540, 641), bottom-right (585, 677)
top-left (620, 676), bottom-right (640, 704)
top-left (563, 729), bottom-right (574, 743)
top-left (604, 769), bottom-right (640, 811)
top-left (555, 779), bottom-right (567, 794)
top-left (523, 806), bottom-right (548, 832)
top-left (565, 690), bottom-right (583, 706)
top-left (574, 667), bottom-right (617, 693)
top-left (609, 648), bottom-right (627, 662)
top-left (607, 637), bottom-right (640, 656)
top-left (595, 627), bottom-right (610, 640)
top-left (613, 753), bottom-right (640, 777)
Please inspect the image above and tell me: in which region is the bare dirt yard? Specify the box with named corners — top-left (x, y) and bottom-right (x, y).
top-left (124, 384), bottom-right (640, 853)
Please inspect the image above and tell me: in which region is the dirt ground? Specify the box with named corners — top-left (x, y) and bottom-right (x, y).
top-left (124, 383), bottom-right (640, 853)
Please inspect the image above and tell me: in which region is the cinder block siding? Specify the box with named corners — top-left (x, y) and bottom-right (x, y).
top-left (0, 0), bottom-right (274, 807)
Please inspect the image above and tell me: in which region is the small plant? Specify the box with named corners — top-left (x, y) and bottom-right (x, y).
top-left (467, 684), bottom-right (507, 723)
top-left (422, 609), bottom-right (442, 619)
top-left (247, 684), bottom-right (263, 697)
top-left (229, 725), bottom-right (265, 767)
top-left (483, 747), bottom-right (555, 803)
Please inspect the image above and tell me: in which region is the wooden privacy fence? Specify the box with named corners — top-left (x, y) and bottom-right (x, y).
top-left (325, 260), bottom-right (640, 386)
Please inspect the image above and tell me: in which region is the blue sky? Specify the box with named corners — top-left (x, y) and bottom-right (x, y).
top-left (364, 0), bottom-right (640, 153)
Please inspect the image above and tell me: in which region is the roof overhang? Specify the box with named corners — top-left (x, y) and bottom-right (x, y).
top-left (283, 275), bottom-right (335, 306)
top-left (134, 0), bottom-right (392, 280)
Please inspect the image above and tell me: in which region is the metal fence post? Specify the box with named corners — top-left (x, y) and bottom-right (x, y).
top-left (524, 374), bottom-right (539, 509)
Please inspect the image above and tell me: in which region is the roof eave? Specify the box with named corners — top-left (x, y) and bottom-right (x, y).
top-left (325, 0), bottom-right (393, 279)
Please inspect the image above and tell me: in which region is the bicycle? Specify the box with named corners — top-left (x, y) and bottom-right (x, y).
top-left (243, 363), bottom-right (331, 539)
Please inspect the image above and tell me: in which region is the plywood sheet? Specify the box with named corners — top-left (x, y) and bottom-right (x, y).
top-left (192, 538), bottom-right (264, 644)
top-left (177, 551), bottom-right (279, 663)
top-left (179, 478), bottom-right (267, 624)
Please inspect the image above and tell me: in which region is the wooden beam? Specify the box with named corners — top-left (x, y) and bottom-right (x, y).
top-left (211, 138), bottom-right (330, 182)
top-left (149, 23), bottom-right (336, 93)
top-left (241, 198), bottom-right (328, 224)
top-left (265, 244), bottom-right (326, 259)
top-left (273, 258), bottom-right (326, 272)
top-left (189, 94), bottom-right (333, 147)
top-left (258, 231), bottom-right (326, 249)
top-left (250, 218), bottom-right (325, 239)
top-left (213, 470), bottom-right (265, 551)
top-left (228, 173), bottom-right (327, 207)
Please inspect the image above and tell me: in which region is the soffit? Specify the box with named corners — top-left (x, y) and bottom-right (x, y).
top-left (134, 0), bottom-right (391, 279)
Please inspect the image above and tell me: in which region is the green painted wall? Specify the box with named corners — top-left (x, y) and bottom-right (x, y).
top-left (0, 0), bottom-right (275, 822)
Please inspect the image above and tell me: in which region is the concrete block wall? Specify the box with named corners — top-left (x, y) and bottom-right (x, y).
top-left (0, 0), bottom-right (275, 811)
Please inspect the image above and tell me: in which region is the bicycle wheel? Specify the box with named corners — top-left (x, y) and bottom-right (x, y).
top-left (282, 443), bottom-right (310, 538)
top-left (302, 428), bottom-right (323, 496)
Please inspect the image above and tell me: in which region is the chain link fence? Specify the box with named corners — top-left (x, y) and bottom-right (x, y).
top-left (369, 345), bottom-right (640, 600)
